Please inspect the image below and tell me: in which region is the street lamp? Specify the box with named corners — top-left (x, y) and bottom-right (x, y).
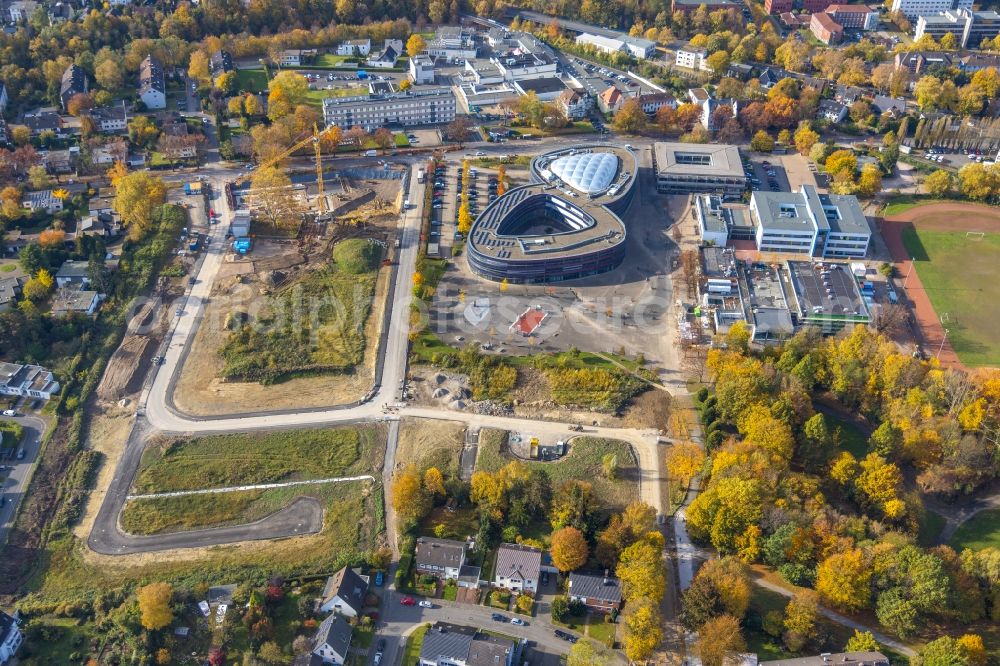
top-left (936, 328), bottom-right (949, 360)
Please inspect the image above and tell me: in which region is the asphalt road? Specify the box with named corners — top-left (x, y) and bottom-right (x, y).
top-left (0, 414), bottom-right (49, 546)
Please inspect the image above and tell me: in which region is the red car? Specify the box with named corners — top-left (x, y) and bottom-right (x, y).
top-left (400, 597), bottom-right (415, 606)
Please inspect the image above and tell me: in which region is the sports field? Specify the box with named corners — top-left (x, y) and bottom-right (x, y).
top-left (901, 229), bottom-right (1000, 367)
top-left (887, 202), bottom-right (1000, 368)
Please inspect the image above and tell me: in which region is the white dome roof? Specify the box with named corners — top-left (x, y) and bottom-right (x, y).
top-left (549, 152), bottom-right (619, 194)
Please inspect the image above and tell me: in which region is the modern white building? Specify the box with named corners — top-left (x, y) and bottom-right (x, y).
top-left (575, 32), bottom-right (655, 58)
top-left (675, 44), bottom-right (709, 70)
top-left (409, 55), bottom-right (435, 84)
top-left (653, 142), bottom-right (747, 196)
top-left (751, 185), bottom-right (871, 258)
top-left (0, 362), bottom-right (60, 400)
top-left (915, 9), bottom-right (1000, 49)
top-left (890, 0), bottom-right (971, 20)
top-left (322, 87), bottom-right (456, 131)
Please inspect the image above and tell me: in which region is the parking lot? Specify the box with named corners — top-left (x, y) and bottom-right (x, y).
top-left (430, 160), bottom-right (501, 256)
top-left (747, 158), bottom-right (791, 193)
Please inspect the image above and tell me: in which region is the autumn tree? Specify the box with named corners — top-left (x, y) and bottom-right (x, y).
top-left (445, 116), bottom-right (473, 145)
top-left (617, 531), bottom-right (665, 601)
top-left (66, 93), bottom-right (94, 117)
top-left (189, 50), bottom-right (210, 83)
top-left (392, 463), bottom-right (430, 522)
top-left (613, 98), bottom-right (647, 134)
top-left (783, 590), bottom-right (819, 652)
top-left (816, 549), bottom-right (871, 612)
top-left (825, 149), bottom-right (857, 179)
top-left (95, 59), bottom-right (123, 91)
top-left (423, 467), bottom-right (446, 497)
top-left (857, 163), bottom-right (882, 198)
top-left (137, 582), bottom-right (174, 630)
top-left (921, 169), bottom-right (950, 196)
top-left (22, 268), bottom-right (55, 301)
top-left (113, 171), bottom-right (167, 241)
top-left (38, 229), bottom-right (66, 248)
top-left (407, 34), bottom-right (427, 58)
top-left (665, 442), bottom-right (705, 487)
top-left (845, 630), bottom-right (880, 652)
top-left (28, 165), bottom-right (51, 190)
top-left (695, 614), bottom-right (746, 666)
top-left (0, 187), bottom-right (22, 220)
top-left (794, 122), bottom-right (820, 156)
top-left (458, 203), bottom-right (472, 235)
top-left (750, 130), bottom-right (774, 152)
top-left (595, 501), bottom-right (656, 567)
top-left (567, 639), bottom-right (610, 666)
top-left (622, 597), bottom-right (662, 661)
top-left (249, 166), bottom-right (305, 233)
top-left (550, 526), bottom-right (588, 572)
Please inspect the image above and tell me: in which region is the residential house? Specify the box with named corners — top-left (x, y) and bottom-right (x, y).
top-left (0, 362), bottom-right (60, 400)
top-left (367, 43), bottom-right (400, 69)
top-left (556, 89), bottom-right (592, 120)
top-left (780, 11), bottom-right (811, 28)
top-left (0, 276), bottom-right (24, 312)
top-left (60, 64), bottom-right (88, 110)
top-left (597, 86), bottom-right (626, 114)
top-left (0, 610), bottom-right (22, 663)
top-left (311, 615), bottom-right (352, 665)
top-left (757, 67), bottom-right (788, 89)
top-left (637, 91), bottom-right (677, 116)
top-left (91, 140), bottom-right (128, 165)
top-left (48, 2), bottom-right (73, 23)
top-left (493, 543), bottom-right (541, 594)
top-left (336, 39), bottom-right (371, 56)
top-left (85, 105), bottom-right (128, 133)
top-left (41, 147), bottom-right (78, 174)
top-left (55, 260), bottom-right (92, 288)
top-left (418, 622), bottom-right (516, 666)
top-left (409, 55), bottom-right (435, 84)
top-left (834, 85), bottom-right (867, 104)
top-left (139, 55), bottom-right (166, 110)
top-left (675, 44), bottom-right (709, 71)
top-left (872, 95), bottom-right (907, 117)
top-left (23, 110), bottom-right (63, 136)
top-left (726, 62), bottom-right (755, 81)
top-left (318, 567), bottom-right (369, 617)
top-left (567, 572), bottom-right (624, 613)
top-left (78, 212), bottom-right (121, 238)
top-left (415, 537), bottom-right (469, 580)
top-left (21, 190), bottom-right (63, 213)
top-left (958, 52), bottom-right (1000, 71)
top-left (209, 50), bottom-right (234, 78)
top-left (278, 49), bottom-right (317, 67)
top-left (88, 196), bottom-right (114, 215)
top-left (759, 652), bottom-right (889, 666)
top-left (688, 88), bottom-right (738, 130)
top-left (894, 50), bottom-right (953, 75)
top-left (818, 99), bottom-right (849, 123)
top-left (810, 12), bottom-right (844, 44)
top-left (7, 0), bottom-right (38, 22)
top-left (51, 288), bottom-right (102, 316)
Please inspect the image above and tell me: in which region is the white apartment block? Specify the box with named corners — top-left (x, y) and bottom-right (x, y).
top-left (890, 0), bottom-right (971, 21)
top-left (322, 87), bottom-right (456, 132)
top-left (675, 45), bottom-right (709, 70)
top-left (751, 185), bottom-right (871, 258)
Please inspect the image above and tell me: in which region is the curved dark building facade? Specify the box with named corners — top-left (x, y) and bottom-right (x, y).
top-left (466, 145), bottom-right (637, 284)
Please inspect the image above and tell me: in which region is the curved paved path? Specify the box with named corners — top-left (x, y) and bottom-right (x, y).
top-left (93, 496), bottom-right (323, 555)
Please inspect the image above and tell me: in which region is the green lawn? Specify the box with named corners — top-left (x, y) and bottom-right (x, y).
top-left (475, 433), bottom-right (639, 512)
top-left (1, 264), bottom-right (18, 272)
top-left (236, 68), bottom-right (269, 93)
top-left (133, 425), bottom-right (381, 493)
top-left (950, 508), bottom-right (1000, 551)
top-left (403, 625), bottom-right (429, 665)
top-left (16, 617), bottom-right (93, 665)
top-left (419, 506), bottom-right (479, 540)
top-left (585, 615), bottom-right (616, 647)
top-left (831, 419), bottom-right (869, 459)
top-left (901, 227), bottom-right (1000, 366)
top-left (314, 54), bottom-right (354, 67)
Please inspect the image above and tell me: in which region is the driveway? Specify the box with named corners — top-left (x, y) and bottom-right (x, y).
top-left (0, 413), bottom-right (50, 545)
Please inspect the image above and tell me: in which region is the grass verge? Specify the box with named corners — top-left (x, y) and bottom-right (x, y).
top-left (950, 508), bottom-right (1000, 551)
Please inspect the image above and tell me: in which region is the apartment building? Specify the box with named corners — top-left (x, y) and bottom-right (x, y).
top-left (322, 87), bottom-right (456, 131)
top-left (675, 44), bottom-right (709, 70)
top-left (765, 0), bottom-right (793, 14)
top-left (915, 9), bottom-right (1000, 48)
top-left (810, 12), bottom-right (844, 44)
top-left (890, 0), bottom-right (971, 21)
top-left (826, 4), bottom-right (880, 29)
top-left (138, 55), bottom-right (166, 109)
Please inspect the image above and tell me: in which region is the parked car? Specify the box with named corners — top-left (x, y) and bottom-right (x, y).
top-left (1, 410), bottom-right (16, 417)
top-left (373, 653), bottom-right (382, 665)
top-left (418, 600), bottom-right (433, 608)
top-left (510, 618), bottom-right (526, 626)
top-left (491, 613), bottom-right (507, 622)
top-left (374, 571), bottom-right (384, 586)
top-left (400, 597), bottom-right (415, 606)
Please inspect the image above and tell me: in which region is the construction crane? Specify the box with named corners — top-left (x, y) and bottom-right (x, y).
top-left (232, 123), bottom-right (338, 214)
